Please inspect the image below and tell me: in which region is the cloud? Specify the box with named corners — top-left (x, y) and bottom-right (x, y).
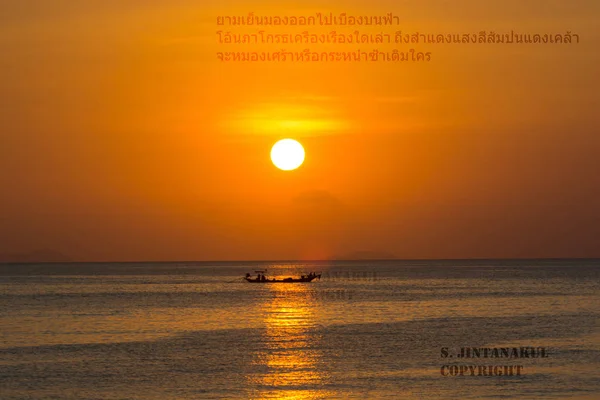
top-left (279, 95), bottom-right (339, 102)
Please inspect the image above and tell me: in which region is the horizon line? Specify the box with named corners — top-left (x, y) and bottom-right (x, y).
top-left (1, 256), bottom-right (599, 265)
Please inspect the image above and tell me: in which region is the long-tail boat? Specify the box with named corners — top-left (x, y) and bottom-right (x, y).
top-left (244, 270), bottom-right (321, 283)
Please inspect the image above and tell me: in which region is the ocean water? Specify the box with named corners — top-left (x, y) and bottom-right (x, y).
top-left (0, 260), bottom-right (599, 399)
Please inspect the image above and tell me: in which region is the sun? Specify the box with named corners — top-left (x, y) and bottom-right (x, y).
top-left (271, 139), bottom-right (305, 171)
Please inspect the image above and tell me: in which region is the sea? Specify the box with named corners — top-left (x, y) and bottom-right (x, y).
top-left (0, 259), bottom-right (599, 399)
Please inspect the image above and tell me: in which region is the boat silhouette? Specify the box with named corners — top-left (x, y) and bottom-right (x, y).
top-left (244, 270), bottom-right (321, 283)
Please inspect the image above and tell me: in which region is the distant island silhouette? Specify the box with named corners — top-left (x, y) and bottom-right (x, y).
top-left (0, 250), bottom-right (395, 263)
top-left (0, 249), bottom-right (72, 263)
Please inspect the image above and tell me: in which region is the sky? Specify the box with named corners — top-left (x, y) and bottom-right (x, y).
top-left (1, 0), bottom-right (599, 261)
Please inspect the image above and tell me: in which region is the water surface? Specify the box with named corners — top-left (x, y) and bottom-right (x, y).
top-left (1, 259), bottom-right (599, 399)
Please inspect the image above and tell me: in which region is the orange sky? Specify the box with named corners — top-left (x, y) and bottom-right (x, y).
top-left (1, 1), bottom-right (599, 261)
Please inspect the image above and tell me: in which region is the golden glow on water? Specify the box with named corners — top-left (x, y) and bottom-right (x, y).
top-left (247, 283), bottom-right (333, 399)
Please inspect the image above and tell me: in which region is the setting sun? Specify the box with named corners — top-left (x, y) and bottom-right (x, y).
top-left (271, 139), bottom-right (305, 171)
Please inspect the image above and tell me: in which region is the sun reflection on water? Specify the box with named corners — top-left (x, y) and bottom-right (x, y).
top-left (246, 283), bottom-right (333, 399)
